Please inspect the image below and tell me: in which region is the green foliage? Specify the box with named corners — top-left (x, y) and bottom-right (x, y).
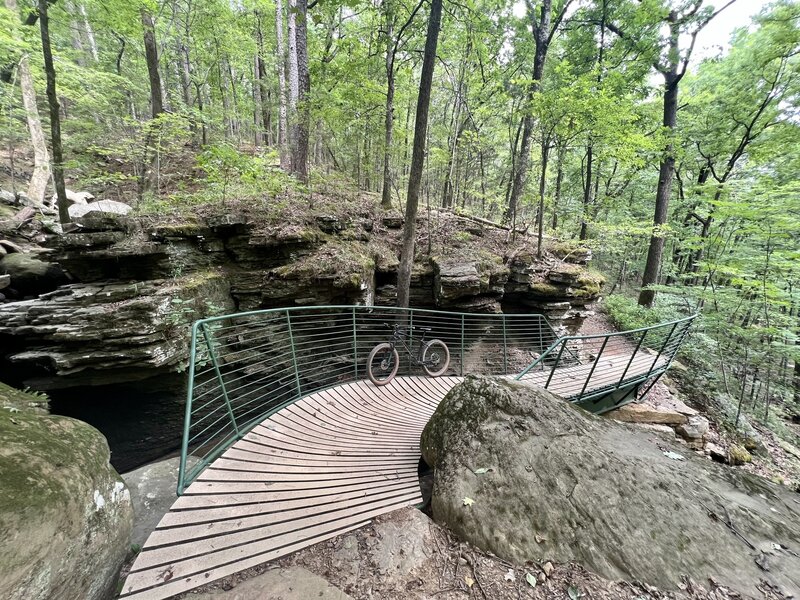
top-left (197, 143), bottom-right (263, 204)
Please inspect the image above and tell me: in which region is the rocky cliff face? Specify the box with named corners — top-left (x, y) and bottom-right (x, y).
top-left (0, 206), bottom-right (602, 392)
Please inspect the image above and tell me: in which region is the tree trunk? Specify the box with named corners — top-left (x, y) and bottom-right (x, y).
top-left (275, 0), bottom-right (290, 169)
top-left (38, 0), bottom-right (70, 224)
top-left (638, 72), bottom-right (678, 307)
top-left (253, 55), bottom-right (263, 146)
top-left (381, 5), bottom-right (395, 209)
top-left (552, 141), bottom-right (565, 230)
top-left (579, 143), bottom-right (593, 240)
top-left (287, 0), bottom-right (299, 170)
top-left (141, 9), bottom-right (164, 118)
top-left (6, 0), bottom-right (50, 205)
top-left (537, 134), bottom-right (550, 259)
top-left (506, 0), bottom-right (553, 226)
top-left (396, 0), bottom-right (443, 308)
top-left (65, 1), bottom-right (86, 66)
top-left (78, 3), bottom-right (98, 61)
top-left (292, 0), bottom-right (310, 183)
top-left (255, 13), bottom-right (273, 146)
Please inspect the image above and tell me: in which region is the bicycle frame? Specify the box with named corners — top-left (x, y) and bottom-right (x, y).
top-left (387, 325), bottom-right (432, 366)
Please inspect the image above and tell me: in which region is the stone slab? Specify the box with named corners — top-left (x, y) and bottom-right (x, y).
top-left (605, 402), bottom-right (688, 425)
top-left (191, 566), bottom-right (354, 600)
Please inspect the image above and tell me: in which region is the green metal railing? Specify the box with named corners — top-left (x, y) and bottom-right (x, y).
top-left (515, 314), bottom-right (698, 410)
top-left (178, 305), bottom-right (558, 494)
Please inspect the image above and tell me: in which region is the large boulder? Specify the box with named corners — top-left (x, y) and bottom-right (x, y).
top-left (421, 376), bottom-right (800, 597)
top-left (0, 252), bottom-right (68, 297)
top-left (0, 382), bottom-right (133, 600)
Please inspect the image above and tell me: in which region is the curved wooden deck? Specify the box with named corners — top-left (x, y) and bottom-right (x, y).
top-left (120, 376), bottom-right (461, 599)
top-left (120, 346), bottom-right (672, 599)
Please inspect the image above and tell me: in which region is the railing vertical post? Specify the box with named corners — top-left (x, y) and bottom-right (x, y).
top-left (502, 315), bottom-right (508, 375)
top-left (352, 307), bottom-right (358, 380)
top-left (618, 330), bottom-right (647, 387)
top-left (200, 322), bottom-right (239, 436)
top-left (177, 321), bottom-right (201, 495)
top-left (544, 341), bottom-right (567, 388)
top-left (538, 316), bottom-right (544, 353)
top-left (649, 322), bottom-right (679, 376)
top-left (666, 321), bottom-right (692, 368)
top-left (460, 314), bottom-right (465, 376)
top-left (286, 311), bottom-right (302, 397)
top-left (579, 336), bottom-right (609, 398)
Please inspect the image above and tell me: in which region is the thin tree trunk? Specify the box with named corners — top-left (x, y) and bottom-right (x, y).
top-left (255, 13), bottom-right (273, 146)
top-left (397, 0), bottom-right (443, 308)
top-left (579, 143), bottom-right (593, 240)
top-left (293, 0), bottom-right (310, 182)
top-left (78, 3), bottom-right (98, 61)
top-left (287, 0), bottom-right (299, 170)
top-left (6, 0), bottom-right (49, 205)
top-left (38, 0), bottom-right (70, 224)
top-left (141, 9), bottom-right (164, 118)
top-left (537, 134), bottom-right (550, 259)
top-left (552, 141), bottom-right (565, 230)
top-left (253, 55), bottom-right (263, 146)
top-left (506, 0), bottom-right (559, 226)
top-left (381, 4), bottom-right (395, 209)
top-left (275, 0), bottom-right (290, 169)
top-left (639, 72), bottom-right (678, 307)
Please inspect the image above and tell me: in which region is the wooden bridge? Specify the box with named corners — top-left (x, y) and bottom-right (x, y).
top-left (120, 306), bottom-right (695, 599)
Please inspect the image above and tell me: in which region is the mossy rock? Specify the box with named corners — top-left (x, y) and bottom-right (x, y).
top-left (528, 282), bottom-right (566, 298)
top-left (0, 383), bottom-right (133, 600)
top-left (728, 444), bottom-right (753, 465)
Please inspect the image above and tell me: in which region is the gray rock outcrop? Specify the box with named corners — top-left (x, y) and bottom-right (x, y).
top-left (0, 252), bottom-right (68, 297)
top-left (0, 271), bottom-right (233, 388)
top-left (421, 376), bottom-right (800, 597)
top-left (0, 382), bottom-right (133, 600)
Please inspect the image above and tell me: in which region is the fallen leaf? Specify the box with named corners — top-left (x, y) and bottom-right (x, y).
top-left (535, 533), bottom-right (546, 543)
top-left (463, 497), bottom-right (475, 507)
top-left (525, 573), bottom-right (537, 588)
top-left (568, 586), bottom-right (582, 600)
top-left (465, 576), bottom-right (474, 588)
top-left (663, 450), bottom-right (686, 461)
top-left (473, 467), bottom-right (489, 474)
top-left (504, 569), bottom-right (515, 582)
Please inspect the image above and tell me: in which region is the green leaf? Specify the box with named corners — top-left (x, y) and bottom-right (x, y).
top-left (568, 586), bottom-right (581, 600)
top-left (473, 467), bottom-right (489, 474)
top-left (525, 573), bottom-right (537, 588)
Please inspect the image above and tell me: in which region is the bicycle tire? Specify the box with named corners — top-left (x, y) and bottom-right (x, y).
top-left (367, 343), bottom-right (400, 386)
top-left (421, 339), bottom-right (450, 377)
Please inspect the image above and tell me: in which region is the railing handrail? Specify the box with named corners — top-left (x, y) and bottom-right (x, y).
top-left (178, 305), bottom-right (697, 495)
top-left (188, 304), bottom-right (554, 327)
top-left (178, 305), bottom-right (558, 494)
top-left (514, 313), bottom-right (698, 380)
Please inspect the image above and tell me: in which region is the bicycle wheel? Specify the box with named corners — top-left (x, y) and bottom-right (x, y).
top-left (367, 343), bottom-right (400, 386)
top-left (422, 339), bottom-right (450, 377)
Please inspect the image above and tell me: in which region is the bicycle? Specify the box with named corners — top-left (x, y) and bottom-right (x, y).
top-left (366, 322), bottom-right (451, 386)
